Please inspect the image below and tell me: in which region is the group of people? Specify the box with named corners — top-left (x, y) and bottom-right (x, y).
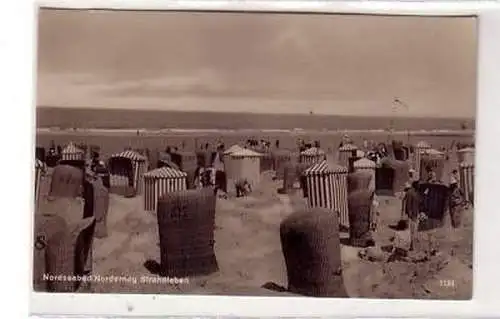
top-left (191, 142), bottom-right (253, 198)
top-left (400, 168), bottom-right (467, 251)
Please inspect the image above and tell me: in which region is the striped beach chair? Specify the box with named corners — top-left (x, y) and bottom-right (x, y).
top-left (419, 149), bottom-right (446, 182)
top-left (143, 167), bottom-right (187, 214)
top-left (226, 148), bottom-right (262, 194)
top-left (457, 147), bottom-right (475, 164)
top-left (302, 160), bottom-right (349, 229)
top-left (413, 140), bottom-right (431, 176)
top-left (300, 147), bottom-right (326, 166)
top-left (338, 144), bottom-right (358, 168)
top-left (353, 157), bottom-right (376, 192)
top-left (459, 158), bottom-right (474, 205)
top-left (108, 150), bottom-right (148, 196)
top-left (61, 142), bottom-right (84, 161)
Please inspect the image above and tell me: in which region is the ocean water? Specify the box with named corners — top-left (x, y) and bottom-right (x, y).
top-left (36, 107), bottom-right (475, 131)
top-left (35, 107), bottom-right (475, 158)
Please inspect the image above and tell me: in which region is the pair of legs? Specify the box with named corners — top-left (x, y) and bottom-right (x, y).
top-left (409, 217), bottom-right (419, 251)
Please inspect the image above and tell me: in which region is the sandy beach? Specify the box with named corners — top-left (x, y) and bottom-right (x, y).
top-left (36, 149), bottom-right (473, 299)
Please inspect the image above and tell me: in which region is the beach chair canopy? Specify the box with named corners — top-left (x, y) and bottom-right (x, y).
top-left (223, 144), bottom-right (245, 155)
top-left (110, 150), bottom-right (146, 162)
top-left (230, 148), bottom-right (263, 158)
top-left (301, 147), bottom-right (326, 156)
top-left (303, 160), bottom-right (348, 176)
top-left (62, 142), bottom-right (84, 156)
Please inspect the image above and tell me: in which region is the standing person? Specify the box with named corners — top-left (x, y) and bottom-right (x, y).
top-left (211, 143), bottom-right (227, 196)
top-left (363, 139), bottom-right (369, 151)
top-left (400, 182), bottom-right (411, 221)
top-left (369, 191), bottom-right (380, 245)
top-left (427, 170), bottom-right (438, 183)
top-left (298, 139), bottom-right (306, 152)
top-left (401, 168), bottom-right (418, 220)
top-left (449, 177), bottom-right (466, 228)
top-left (408, 168), bottom-right (418, 182)
top-left (451, 169), bottom-right (460, 186)
top-left (49, 140), bottom-right (56, 156)
top-left (405, 181), bottom-right (421, 251)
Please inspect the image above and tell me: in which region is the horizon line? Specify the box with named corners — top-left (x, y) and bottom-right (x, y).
top-left (36, 105), bottom-right (476, 120)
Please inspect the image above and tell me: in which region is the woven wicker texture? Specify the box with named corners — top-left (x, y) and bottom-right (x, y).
top-left (33, 213), bottom-right (74, 292)
top-left (74, 217), bottom-right (97, 291)
top-left (260, 152), bottom-right (274, 172)
top-left (347, 190), bottom-right (374, 247)
top-left (147, 149), bottom-right (160, 170)
top-left (272, 149), bottom-right (293, 180)
top-left (58, 159), bottom-right (86, 172)
top-left (380, 158), bottom-right (411, 193)
top-left (36, 146), bottom-right (46, 162)
top-left (83, 178), bottom-right (110, 238)
top-left (171, 151), bottom-right (197, 171)
top-left (156, 188), bottom-right (218, 277)
top-left (420, 155), bottom-right (445, 182)
top-left (347, 156), bottom-right (361, 173)
top-left (49, 165), bottom-right (84, 198)
top-left (280, 162), bottom-right (310, 196)
top-left (280, 207), bottom-right (347, 297)
top-left (347, 171), bottom-right (373, 194)
top-left (418, 183), bottom-right (449, 229)
top-left (281, 162), bottom-right (298, 192)
top-left (392, 140), bottom-right (409, 161)
top-left (375, 170), bottom-right (393, 196)
top-left (33, 213), bottom-right (96, 292)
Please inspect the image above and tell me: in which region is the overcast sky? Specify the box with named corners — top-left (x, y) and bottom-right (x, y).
top-left (36, 9), bottom-right (477, 118)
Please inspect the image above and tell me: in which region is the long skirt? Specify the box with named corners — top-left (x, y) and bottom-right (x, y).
top-left (450, 205), bottom-right (465, 228)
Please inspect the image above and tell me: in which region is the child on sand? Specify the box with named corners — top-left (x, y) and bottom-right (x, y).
top-left (449, 177), bottom-right (466, 228)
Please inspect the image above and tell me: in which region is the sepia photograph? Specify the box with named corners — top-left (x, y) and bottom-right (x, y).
top-left (33, 8), bottom-right (476, 300)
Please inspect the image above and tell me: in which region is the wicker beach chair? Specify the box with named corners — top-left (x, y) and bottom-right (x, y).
top-left (280, 207), bottom-right (347, 297)
top-left (156, 188), bottom-right (218, 277)
top-left (49, 165), bottom-right (84, 198)
top-left (33, 213), bottom-right (96, 292)
top-left (347, 189), bottom-right (374, 247)
top-left (347, 171), bottom-right (373, 194)
top-left (271, 149), bottom-right (293, 180)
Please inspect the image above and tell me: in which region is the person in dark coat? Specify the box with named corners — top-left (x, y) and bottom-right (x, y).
top-left (449, 177), bottom-right (466, 227)
top-left (211, 144), bottom-right (227, 194)
top-left (427, 170), bottom-right (438, 183)
top-left (405, 181), bottom-right (421, 251)
top-left (49, 140), bottom-right (56, 156)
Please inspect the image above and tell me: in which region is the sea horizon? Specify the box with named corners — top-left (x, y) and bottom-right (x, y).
top-left (36, 106), bottom-right (476, 132)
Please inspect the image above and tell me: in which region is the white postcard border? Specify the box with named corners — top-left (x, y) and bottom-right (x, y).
top-left (14, 0), bottom-right (500, 317)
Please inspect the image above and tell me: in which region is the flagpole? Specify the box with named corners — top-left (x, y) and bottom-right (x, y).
top-left (393, 97), bottom-right (411, 145)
